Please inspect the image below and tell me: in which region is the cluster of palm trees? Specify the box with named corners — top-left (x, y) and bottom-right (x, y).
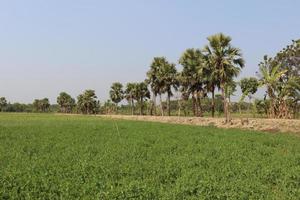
top-left (109, 82), bottom-right (150, 115)
top-left (110, 33), bottom-right (245, 122)
top-left (33, 98), bottom-right (50, 112)
top-left (56, 90), bottom-right (100, 114)
top-left (109, 33), bottom-right (299, 120)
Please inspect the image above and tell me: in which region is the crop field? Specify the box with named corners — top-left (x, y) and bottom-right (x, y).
top-left (0, 113), bottom-right (299, 199)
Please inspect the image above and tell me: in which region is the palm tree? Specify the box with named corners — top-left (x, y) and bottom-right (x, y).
top-left (0, 97), bottom-right (7, 112)
top-left (146, 58), bottom-right (161, 115)
top-left (109, 82), bottom-right (124, 112)
top-left (77, 90), bottom-right (98, 114)
top-left (134, 82), bottom-right (150, 115)
top-left (204, 33), bottom-right (245, 122)
top-left (147, 57), bottom-right (172, 116)
top-left (33, 98), bottom-right (50, 112)
top-left (125, 83), bottom-right (137, 115)
top-left (179, 48), bottom-right (205, 117)
top-left (57, 92), bottom-right (75, 113)
top-left (160, 62), bottom-right (178, 116)
top-left (202, 47), bottom-right (220, 117)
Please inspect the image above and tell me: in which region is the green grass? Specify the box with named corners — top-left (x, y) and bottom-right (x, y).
top-left (0, 113), bottom-right (299, 199)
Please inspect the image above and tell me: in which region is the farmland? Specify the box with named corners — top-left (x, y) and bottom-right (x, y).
top-left (0, 113), bottom-right (300, 199)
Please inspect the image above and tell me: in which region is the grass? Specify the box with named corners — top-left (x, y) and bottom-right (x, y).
top-left (0, 113), bottom-right (299, 199)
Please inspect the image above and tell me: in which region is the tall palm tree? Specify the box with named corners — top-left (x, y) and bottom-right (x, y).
top-left (179, 48), bottom-right (205, 117)
top-left (202, 47), bottom-right (220, 117)
top-left (125, 83), bottom-right (136, 115)
top-left (204, 33), bottom-right (245, 122)
top-left (146, 58), bottom-right (162, 115)
top-left (147, 57), bottom-right (172, 116)
top-left (160, 62), bottom-right (178, 116)
top-left (109, 82), bottom-right (124, 112)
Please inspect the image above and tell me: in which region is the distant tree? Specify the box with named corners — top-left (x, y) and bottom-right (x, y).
top-left (240, 77), bottom-right (259, 98)
top-left (109, 82), bottom-right (124, 111)
top-left (239, 77), bottom-right (259, 113)
top-left (57, 92), bottom-right (75, 113)
top-left (102, 100), bottom-right (115, 114)
top-left (0, 97), bottom-right (7, 112)
top-left (125, 83), bottom-right (137, 115)
top-left (134, 82), bottom-right (150, 115)
top-left (77, 90), bottom-right (99, 114)
top-left (5, 103), bottom-right (28, 112)
top-left (33, 98), bottom-right (50, 112)
top-left (225, 80), bottom-right (237, 102)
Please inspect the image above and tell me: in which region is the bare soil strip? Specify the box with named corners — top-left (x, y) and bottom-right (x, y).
top-left (99, 115), bottom-right (300, 135)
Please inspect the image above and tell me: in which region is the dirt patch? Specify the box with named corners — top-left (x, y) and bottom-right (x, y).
top-left (99, 115), bottom-right (300, 135)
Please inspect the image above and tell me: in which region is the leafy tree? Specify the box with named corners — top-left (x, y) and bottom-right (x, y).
top-left (240, 77), bottom-right (259, 97)
top-left (0, 97), bottom-right (7, 112)
top-left (109, 82), bottom-right (124, 108)
top-left (225, 80), bottom-right (237, 101)
top-left (239, 77), bottom-right (259, 113)
top-left (257, 56), bottom-right (287, 117)
top-left (204, 33), bottom-right (245, 122)
top-left (77, 90), bottom-right (99, 114)
top-left (275, 39), bottom-right (300, 78)
top-left (134, 82), bottom-right (150, 115)
top-left (57, 92), bottom-right (75, 113)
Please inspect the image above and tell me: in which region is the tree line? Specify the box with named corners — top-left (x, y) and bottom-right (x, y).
top-left (0, 33), bottom-right (299, 121)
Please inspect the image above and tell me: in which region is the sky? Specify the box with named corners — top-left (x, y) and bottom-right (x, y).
top-left (0, 0), bottom-right (299, 103)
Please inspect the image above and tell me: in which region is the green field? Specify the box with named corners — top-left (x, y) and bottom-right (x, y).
top-left (0, 114), bottom-right (299, 199)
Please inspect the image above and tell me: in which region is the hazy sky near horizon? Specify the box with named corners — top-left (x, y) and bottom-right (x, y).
top-left (1, 0), bottom-right (299, 103)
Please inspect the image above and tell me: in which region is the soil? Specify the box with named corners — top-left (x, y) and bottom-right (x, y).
top-left (99, 115), bottom-right (300, 135)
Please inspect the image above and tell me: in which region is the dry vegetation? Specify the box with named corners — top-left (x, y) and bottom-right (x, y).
top-left (101, 115), bottom-right (300, 135)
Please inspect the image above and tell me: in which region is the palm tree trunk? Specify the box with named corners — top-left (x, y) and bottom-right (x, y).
top-left (211, 86), bottom-right (215, 118)
top-left (140, 98), bottom-right (143, 115)
top-left (196, 91), bottom-right (203, 117)
top-left (177, 98), bottom-right (181, 116)
top-left (267, 87), bottom-right (276, 118)
top-left (152, 93), bottom-right (157, 116)
top-left (159, 93), bottom-right (164, 116)
top-left (131, 97), bottom-right (134, 115)
top-left (221, 83), bottom-right (228, 123)
top-left (167, 92), bottom-right (171, 116)
top-left (192, 95), bottom-right (196, 116)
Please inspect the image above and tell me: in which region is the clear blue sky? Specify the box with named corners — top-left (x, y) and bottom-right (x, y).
top-left (0, 0), bottom-right (299, 103)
